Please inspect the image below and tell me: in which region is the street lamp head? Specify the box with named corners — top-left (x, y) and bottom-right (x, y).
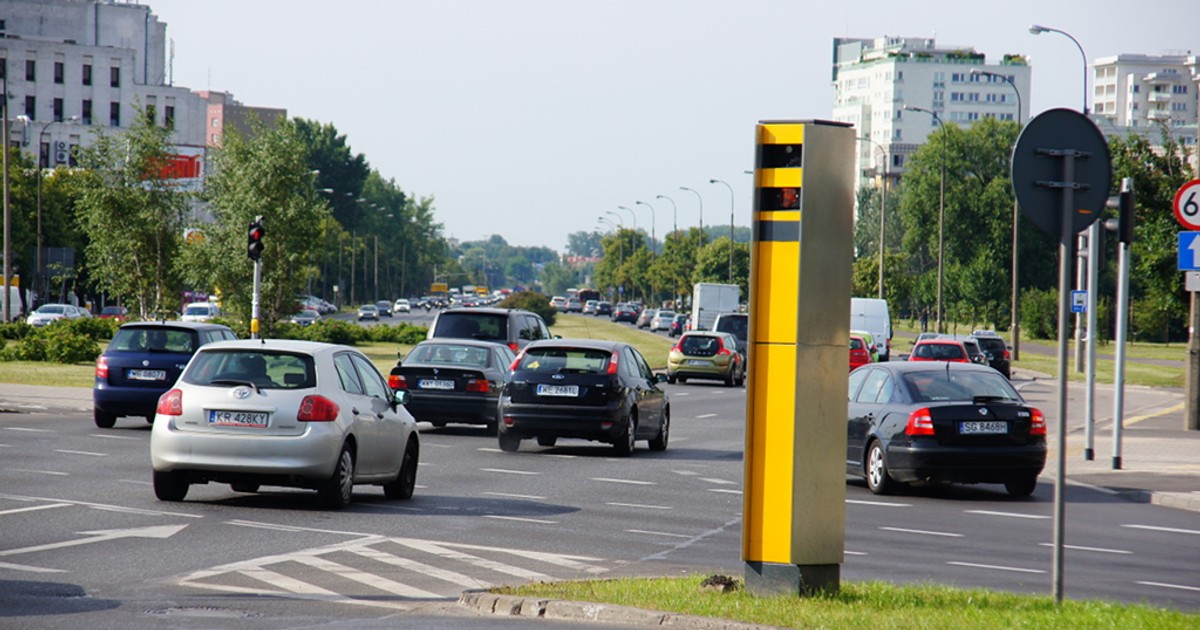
top-left (1029, 24), bottom-right (1048, 35)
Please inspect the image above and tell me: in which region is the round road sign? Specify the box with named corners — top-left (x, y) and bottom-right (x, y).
top-left (1011, 108), bottom-right (1112, 239)
top-left (1173, 179), bottom-right (1200, 230)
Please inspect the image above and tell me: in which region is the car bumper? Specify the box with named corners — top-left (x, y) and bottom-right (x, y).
top-left (94, 384), bottom-right (170, 417)
top-left (499, 400), bottom-right (626, 442)
top-left (886, 441), bottom-right (1047, 484)
top-left (407, 392), bottom-right (498, 425)
top-left (150, 417), bottom-right (343, 482)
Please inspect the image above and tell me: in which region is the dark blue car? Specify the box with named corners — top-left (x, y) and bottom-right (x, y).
top-left (93, 321), bottom-right (237, 428)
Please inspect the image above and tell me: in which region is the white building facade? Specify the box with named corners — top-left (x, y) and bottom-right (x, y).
top-left (1091, 53), bottom-right (1199, 151)
top-left (832, 36), bottom-right (1031, 184)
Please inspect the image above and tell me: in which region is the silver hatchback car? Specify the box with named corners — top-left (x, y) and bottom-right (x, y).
top-left (150, 339), bottom-right (420, 508)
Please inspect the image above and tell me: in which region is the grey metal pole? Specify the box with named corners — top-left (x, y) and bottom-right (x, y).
top-left (1084, 220), bottom-right (1100, 460)
top-left (2, 65), bottom-right (10, 323)
top-left (1112, 178), bottom-right (1134, 467)
top-left (1052, 152), bottom-right (1075, 605)
top-left (656, 194), bottom-right (677, 236)
top-left (878, 155), bottom-right (888, 300)
top-left (1075, 234), bottom-right (1086, 372)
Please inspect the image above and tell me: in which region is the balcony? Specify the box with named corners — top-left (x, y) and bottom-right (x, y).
top-left (1146, 109), bottom-right (1171, 121)
top-left (1148, 91), bottom-right (1173, 103)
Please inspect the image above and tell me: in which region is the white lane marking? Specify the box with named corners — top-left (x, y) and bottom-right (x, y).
top-left (1065, 478), bottom-right (1121, 496)
top-left (695, 414), bottom-right (718, 419)
top-left (5, 469), bottom-right (68, 476)
top-left (389, 538), bottom-right (559, 580)
top-left (640, 516), bottom-right (742, 562)
top-left (672, 392), bottom-right (690, 396)
top-left (707, 488), bottom-right (743, 495)
top-left (0, 560), bottom-right (65, 573)
top-left (479, 468), bottom-right (541, 476)
top-left (966, 510), bottom-right (1050, 520)
top-left (477, 448), bottom-right (502, 453)
top-left (700, 478), bottom-right (737, 485)
top-left (417, 462), bottom-right (433, 467)
top-left (481, 492), bottom-right (546, 501)
top-left (54, 449), bottom-right (108, 457)
top-left (482, 515), bottom-right (558, 525)
top-left (591, 477), bottom-right (655, 486)
top-left (0, 444), bottom-right (11, 447)
top-left (0, 502), bottom-right (71, 516)
top-left (627, 529), bottom-right (692, 539)
top-left (880, 526), bottom-right (963, 538)
top-left (947, 561), bottom-right (1044, 574)
top-left (1038, 543), bottom-right (1132, 555)
top-left (606, 502), bottom-right (672, 510)
top-left (346, 546), bottom-right (490, 589)
top-left (545, 454), bottom-right (576, 459)
top-left (3, 427), bottom-right (54, 433)
top-left (1122, 524), bottom-right (1200, 536)
top-left (425, 443), bottom-right (453, 448)
top-left (672, 470), bottom-right (700, 476)
top-left (238, 567), bottom-right (412, 611)
top-left (845, 551), bottom-right (868, 556)
top-left (0, 525), bottom-right (186, 557)
top-left (223, 520), bottom-right (373, 537)
top-left (118, 479), bottom-right (152, 486)
top-left (89, 433), bottom-right (140, 441)
top-left (290, 554), bottom-right (443, 599)
top-left (0, 493), bottom-right (202, 518)
top-left (847, 499), bottom-right (912, 507)
top-left (228, 520), bottom-right (307, 533)
top-left (1137, 581), bottom-right (1200, 593)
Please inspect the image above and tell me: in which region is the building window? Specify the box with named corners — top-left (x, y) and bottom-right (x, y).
top-left (54, 61), bottom-right (64, 84)
top-left (53, 98), bottom-right (63, 122)
top-left (211, 133), bottom-right (219, 144)
top-left (0, 59), bottom-right (5, 79)
top-left (82, 64), bottom-right (92, 86)
top-left (82, 99), bottom-right (93, 124)
top-left (110, 66), bottom-right (120, 88)
top-left (24, 96), bottom-right (35, 119)
top-left (892, 154), bottom-right (904, 168)
top-left (211, 117), bottom-right (220, 127)
top-left (25, 59), bottom-right (35, 81)
top-left (145, 104), bottom-right (156, 125)
top-left (110, 102), bottom-right (120, 127)
top-left (164, 105), bottom-right (175, 130)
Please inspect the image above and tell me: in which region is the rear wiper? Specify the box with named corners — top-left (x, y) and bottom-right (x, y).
top-left (210, 379), bottom-right (260, 394)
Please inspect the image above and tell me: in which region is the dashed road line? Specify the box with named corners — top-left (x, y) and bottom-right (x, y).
top-left (695, 414), bottom-right (718, 419)
top-left (5, 469), bottom-right (68, 476)
top-left (0, 502), bottom-right (71, 516)
top-left (966, 510), bottom-right (1049, 520)
top-left (1038, 543), bottom-right (1132, 555)
top-left (481, 492), bottom-right (546, 501)
top-left (947, 561), bottom-right (1044, 574)
top-left (880, 526), bottom-right (963, 538)
top-left (591, 477), bottom-right (656, 486)
top-left (482, 515), bottom-right (558, 525)
top-left (479, 468), bottom-right (541, 476)
top-left (3, 427), bottom-right (54, 433)
top-left (707, 488), bottom-right (742, 495)
top-left (1137, 581), bottom-right (1200, 593)
top-left (54, 449), bottom-right (108, 457)
top-left (89, 433), bottom-right (140, 441)
top-left (1122, 524), bottom-right (1200, 536)
top-left (606, 502), bottom-right (672, 510)
top-left (847, 499), bottom-right (911, 507)
top-left (700, 478), bottom-right (737, 485)
top-left (627, 529), bottom-right (692, 539)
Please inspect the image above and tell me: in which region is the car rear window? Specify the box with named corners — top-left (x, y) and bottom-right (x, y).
top-left (183, 305), bottom-right (211, 316)
top-left (517, 348), bottom-right (610, 374)
top-left (903, 370), bottom-right (1020, 403)
top-left (408, 343), bottom-right (490, 368)
top-left (975, 338), bottom-right (1006, 354)
top-left (434, 313), bottom-right (508, 342)
top-left (850, 338), bottom-right (864, 350)
top-left (183, 350), bottom-right (316, 389)
top-left (715, 315), bottom-right (748, 338)
top-left (913, 342), bottom-right (966, 360)
top-left (681, 335), bottom-right (722, 357)
top-left (109, 327), bottom-right (198, 353)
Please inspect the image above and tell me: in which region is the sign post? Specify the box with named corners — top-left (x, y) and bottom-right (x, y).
top-left (1175, 180), bottom-right (1200, 432)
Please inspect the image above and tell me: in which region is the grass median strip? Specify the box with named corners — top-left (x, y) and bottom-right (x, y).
top-left (496, 575), bottom-right (1198, 629)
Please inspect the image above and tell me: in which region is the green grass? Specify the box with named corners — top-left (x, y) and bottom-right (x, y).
top-left (498, 576), bottom-right (1197, 630)
top-left (0, 360), bottom-right (98, 388)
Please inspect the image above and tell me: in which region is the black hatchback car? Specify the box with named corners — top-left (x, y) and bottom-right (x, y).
top-left (93, 321), bottom-right (237, 428)
top-left (847, 361), bottom-right (1046, 497)
top-left (971, 331), bottom-right (1012, 379)
top-left (497, 339), bottom-right (669, 456)
top-left (387, 338), bottom-right (516, 431)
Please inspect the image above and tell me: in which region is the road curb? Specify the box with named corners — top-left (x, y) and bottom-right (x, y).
top-left (458, 590), bottom-right (781, 629)
top-left (1150, 490), bottom-right (1200, 512)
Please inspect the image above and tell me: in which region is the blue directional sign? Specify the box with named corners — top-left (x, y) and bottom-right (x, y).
top-left (1178, 232), bottom-right (1200, 271)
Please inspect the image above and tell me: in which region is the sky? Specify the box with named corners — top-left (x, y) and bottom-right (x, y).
top-left (152, 0), bottom-right (1196, 251)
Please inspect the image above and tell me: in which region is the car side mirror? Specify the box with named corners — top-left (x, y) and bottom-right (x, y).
top-left (655, 373), bottom-right (668, 383)
top-left (393, 390), bottom-right (411, 406)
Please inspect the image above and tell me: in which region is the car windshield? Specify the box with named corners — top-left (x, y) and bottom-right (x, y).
top-left (903, 370), bottom-right (1020, 403)
top-left (680, 335), bottom-right (722, 357)
top-left (101, 306), bottom-right (124, 315)
top-left (658, 311), bottom-right (676, 319)
top-left (184, 350), bottom-right (316, 389)
top-left (37, 305), bottom-right (66, 314)
top-left (407, 343), bottom-right (491, 368)
top-left (109, 327), bottom-right (197, 353)
top-left (517, 348), bottom-right (611, 374)
top-left (434, 313), bottom-right (508, 341)
top-left (850, 338), bottom-right (864, 350)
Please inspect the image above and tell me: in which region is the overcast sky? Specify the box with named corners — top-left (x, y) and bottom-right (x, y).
top-left (153, 0), bottom-right (1195, 251)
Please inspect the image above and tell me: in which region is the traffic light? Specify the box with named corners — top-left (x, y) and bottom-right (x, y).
top-left (247, 218), bottom-right (265, 260)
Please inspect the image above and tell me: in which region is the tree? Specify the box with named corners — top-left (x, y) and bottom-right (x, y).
top-left (74, 108), bottom-right (191, 318)
top-left (693, 237), bottom-right (750, 297)
top-left (295, 118), bottom-right (370, 231)
top-left (566, 230), bottom-right (604, 257)
top-left (853, 183), bottom-right (904, 260)
top-left (539, 261), bottom-right (579, 297)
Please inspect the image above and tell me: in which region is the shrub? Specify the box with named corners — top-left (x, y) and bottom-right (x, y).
top-left (1019, 287), bottom-right (1059, 340)
top-left (297, 319), bottom-right (369, 345)
top-left (367, 323), bottom-right (428, 344)
top-left (65, 316), bottom-right (119, 341)
top-left (0, 325), bottom-right (99, 363)
top-left (500, 291), bottom-right (556, 327)
top-left (0, 322), bottom-right (33, 340)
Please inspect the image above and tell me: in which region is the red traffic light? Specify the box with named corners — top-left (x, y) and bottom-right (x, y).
top-left (247, 219), bottom-right (265, 260)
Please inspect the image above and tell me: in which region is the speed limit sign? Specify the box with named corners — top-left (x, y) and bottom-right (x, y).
top-left (1174, 179), bottom-right (1200, 229)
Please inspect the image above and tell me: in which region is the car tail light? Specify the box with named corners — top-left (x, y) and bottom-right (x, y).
top-left (716, 339), bottom-right (732, 357)
top-left (905, 408), bottom-right (935, 436)
top-left (297, 395), bottom-right (339, 422)
top-left (388, 374), bottom-right (408, 389)
top-left (606, 351), bottom-right (619, 375)
top-left (670, 343), bottom-right (681, 353)
top-left (157, 389), bottom-right (183, 416)
top-left (1003, 349), bottom-right (1012, 360)
top-left (95, 356), bottom-right (109, 380)
top-left (465, 379), bottom-right (489, 393)
top-left (1029, 408), bottom-right (1046, 436)
top-left (502, 416), bottom-right (514, 427)
top-left (508, 341), bottom-right (519, 353)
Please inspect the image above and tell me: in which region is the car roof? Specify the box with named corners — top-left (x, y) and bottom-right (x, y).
top-left (856, 360), bottom-right (998, 375)
top-left (119, 320), bottom-right (232, 331)
top-left (915, 338), bottom-right (965, 346)
top-left (442, 307), bottom-right (533, 316)
top-left (524, 338), bottom-right (624, 352)
top-left (414, 338), bottom-right (511, 350)
top-left (197, 339), bottom-right (352, 355)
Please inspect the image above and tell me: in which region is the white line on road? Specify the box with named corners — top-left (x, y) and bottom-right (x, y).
top-left (880, 526), bottom-right (963, 538)
top-left (1038, 543), bottom-right (1132, 555)
top-left (0, 560), bottom-right (65, 573)
top-left (0, 493), bottom-right (202, 518)
top-left (591, 477), bottom-right (656, 485)
top-left (3, 427), bottom-right (54, 433)
top-left (545, 454), bottom-right (576, 459)
top-left (0, 444), bottom-right (10, 447)
top-left (966, 510), bottom-right (1050, 520)
top-left (477, 448), bottom-right (503, 453)
top-left (700, 478), bottom-right (737, 485)
top-left (672, 392), bottom-right (690, 396)
top-left (54, 449), bottom-right (108, 457)
top-left (627, 529), bottom-right (692, 539)
top-left (1122, 524), bottom-right (1200, 536)
top-left (707, 488), bottom-right (743, 495)
top-left (846, 499), bottom-right (912, 507)
top-left (118, 479), bottom-right (152, 486)
top-left (5, 469), bottom-right (68, 476)
top-left (346, 545), bottom-right (491, 589)
top-left (606, 502), bottom-right (672, 510)
top-left (482, 515), bottom-right (558, 525)
top-left (479, 468), bottom-right (541, 476)
top-left (695, 414), bottom-right (718, 419)
top-left (482, 492), bottom-right (547, 501)
top-left (845, 551), bottom-right (868, 556)
top-left (227, 520), bottom-right (307, 533)
top-left (1137, 581), bottom-right (1200, 593)
top-left (0, 502), bottom-right (71, 516)
top-left (88, 433), bottom-right (140, 441)
top-left (672, 470), bottom-right (700, 476)
top-left (291, 554), bottom-right (444, 599)
top-left (947, 561), bottom-right (1044, 574)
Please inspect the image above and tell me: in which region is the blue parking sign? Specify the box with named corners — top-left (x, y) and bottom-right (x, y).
top-left (1179, 232), bottom-right (1200, 271)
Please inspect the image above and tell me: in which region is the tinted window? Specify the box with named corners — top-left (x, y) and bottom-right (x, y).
top-left (183, 350), bottom-right (314, 389)
top-left (848, 368), bottom-right (870, 401)
top-left (110, 327), bottom-right (197, 353)
top-left (681, 334), bottom-right (721, 356)
top-left (517, 347), bottom-right (610, 374)
top-left (902, 370), bottom-right (1020, 403)
top-left (435, 312), bottom-right (508, 342)
top-left (631, 348), bottom-right (654, 380)
top-left (334, 353), bottom-right (365, 395)
top-left (974, 338), bottom-right (1006, 354)
top-left (408, 343), bottom-right (491, 368)
top-left (715, 315), bottom-right (748, 339)
top-left (856, 369), bottom-right (891, 404)
top-left (351, 354), bottom-right (389, 401)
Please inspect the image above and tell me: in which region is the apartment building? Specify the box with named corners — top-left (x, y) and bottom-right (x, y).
top-left (1092, 53), bottom-right (1199, 150)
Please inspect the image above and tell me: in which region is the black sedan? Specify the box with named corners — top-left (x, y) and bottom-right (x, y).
top-left (497, 339), bottom-right (669, 456)
top-left (610, 303), bottom-right (638, 324)
top-left (847, 362), bottom-right (1046, 497)
top-left (387, 339), bottom-right (516, 431)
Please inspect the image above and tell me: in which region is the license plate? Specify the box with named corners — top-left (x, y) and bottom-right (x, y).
top-left (536, 384), bottom-right (579, 397)
top-left (127, 369), bottom-right (166, 381)
top-left (959, 421), bottom-right (1007, 435)
top-left (419, 379), bottom-right (455, 390)
top-left (208, 410), bottom-right (269, 427)
top-left (687, 360), bottom-right (709, 366)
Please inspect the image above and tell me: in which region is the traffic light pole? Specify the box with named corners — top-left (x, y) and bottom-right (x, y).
top-left (251, 258), bottom-right (261, 340)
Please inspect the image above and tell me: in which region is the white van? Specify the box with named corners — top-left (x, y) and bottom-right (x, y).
top-left (181, 302), bottom-right (220, 323)
top-left (850, 298), bottom-right (892, 361)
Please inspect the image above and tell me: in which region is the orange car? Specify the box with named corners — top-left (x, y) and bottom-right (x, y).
top-left (909, 339), bottom-right (970, 363)
top-left (849, 335), bottom-right (871, 371)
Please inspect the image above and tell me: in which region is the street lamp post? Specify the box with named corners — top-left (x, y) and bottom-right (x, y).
top-left (679, 186), bottom-right (704, 246)
top-left (857, 137), bottom-right (889, 300)
top-left (973, 68), bottom-right (1025, 360)
top-left (616, 205), bottom-right (637, 233)
top-left (1029, 25), bottom-right (1089, 115)
top-left (709, 179), bottom-right (735, 284)
top-left (2, 61), bottom-right (11, 322)
top-left (905, 105), bottom-right (947, 333)
top-left (655, 194), bottom-right (677, 236)
top-left (635, 200), bottom-right (656, 253)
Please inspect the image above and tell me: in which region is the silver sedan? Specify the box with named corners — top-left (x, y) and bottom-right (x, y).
top-left (150, 339), bottom-right (420, 508)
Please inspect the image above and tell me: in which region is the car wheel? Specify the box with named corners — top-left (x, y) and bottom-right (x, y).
top-left (865, 441), bottom-right (897, 495)
top-left (649, 409), bottom-right (669, 452)
top-left (231, 483), bottom-right (259, 493)
top-left (1004, 477), bottom-right (1038, 498)
top-left (725, 368), bottom-right (736, 387)
top-left (736, 367), bottom-right (746, 387)
top-left (678, 376), bottom-right (687, 384)
top-left (536, 436), bottom-right (557, 447)
top-left (318, 445), bottom-right (355, 509)
top-left (498, 431), bottom-right (521, 453)
top-left (93, 409), bottom-right (117, 429)
top-left (153, 470), bottom-right (189, 502)
top-left (613, 412), bottom-right (636, 457)
top-left (384, 440), bottom-right (418, 500)
top-left (667, 373), bottom-right (677, 385)
top-left (145, 416), bottom-right (154, 424)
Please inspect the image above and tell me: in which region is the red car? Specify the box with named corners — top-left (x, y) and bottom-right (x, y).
top-left (98, 306), bottom-right (129, 323)
top-left (849, 335), bottom-right (871, 371)
top-left (909, 339), bottom-right (970, 363)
